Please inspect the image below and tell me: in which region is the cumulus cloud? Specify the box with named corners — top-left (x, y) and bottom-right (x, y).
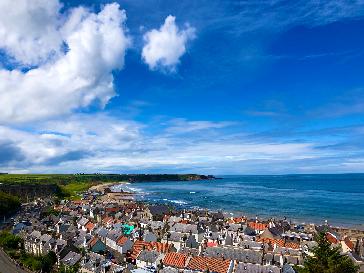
top-left (0, 0), bottom-right (62, 66)
top-left (0, 113), bottom-right (142, 170)
top-left (142, 15), bottom-right (195, 72)
top-left (0, 2), bottom-right (131, 123)
top-left (0, 141), bottom-right (25, 166)
top-left (0, 113), bottom-right (328, 174)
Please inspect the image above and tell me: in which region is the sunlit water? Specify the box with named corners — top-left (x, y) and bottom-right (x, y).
top-left (112, 174), bottom-right (364, 227)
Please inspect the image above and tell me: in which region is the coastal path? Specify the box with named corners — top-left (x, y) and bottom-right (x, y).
top-left (0, 248), bottom-right (29, 273)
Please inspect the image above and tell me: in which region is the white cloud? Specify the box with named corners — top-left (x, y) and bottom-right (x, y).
top-left (0, 2), bottom-right (131, 123)
top-left (0, 113), bottom-right (327, 174)
top-left (164, 118), bottom-right (235, 134)
top-left (142, 15), bottom-right (195, 72)
top-left (0, 0), bottom-right (63, 66)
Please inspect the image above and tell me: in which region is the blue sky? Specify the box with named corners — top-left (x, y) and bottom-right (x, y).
top-left (1, 0), bottom-right (364, 174)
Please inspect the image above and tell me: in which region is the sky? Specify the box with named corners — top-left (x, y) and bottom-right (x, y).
top-left (1, 0), bottom-right (364, 174)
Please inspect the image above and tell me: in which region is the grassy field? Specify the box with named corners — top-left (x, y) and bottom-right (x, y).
top-left (59, 181), bottom-right (97, 200)
top-left (0, 173), bottom-right (126, 185)
top-left (0, 173), bottom-right (211, 201)
top-left (0, 174), bottom-right (111, 201)
top-left (0, 173), bottom-right (210, 185)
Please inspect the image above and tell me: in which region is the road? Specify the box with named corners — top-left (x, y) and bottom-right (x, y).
top-left (0, 248), bottom-right (29, 273)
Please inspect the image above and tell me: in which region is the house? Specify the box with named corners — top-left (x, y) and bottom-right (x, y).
top-left (260, 228), bottom-right (281, 240)
top-left (24, 230), bottom-right (54, 256)
top-left (163, 252), bottom-right (188, 269)
top-left (326, 232), bottom-right (340, 245)
top-left (117, 236), bottom-right (133, 254)
top-left (170, 223), bottom-right (204, 242)
top-left (88, 236), bottom-right (106, 254)
top-left (102, 216), bottom-right (114, 228)
top-left (211, 211), bottom-right (225, 222)
top-left (282, 264), bottom-right (296, 273)
top-left (204, 246), bottom-right (263, 264)
top-left (129, 240), bottom-right (173, 263)
top-left (85, 221), bottom-right (96, 234)
top-left (105, 229), bottom-right (123, 250)
top-left (342, 237), bottom-right (355, 253)
top-left (61, 250), bottom-right (82, 268)
top-left (147, 205), bottom-right (170, 221)
top-left (144, 231), bottom-right (158, 242)
top-left (24, 230), bottom-right (42, 255)
top-left (235, 263), bottom-right (280, 273)
top-left (77, 217), bottom-right (89, 231)
top-left (187, 256), bottom-right (233, 273)
top-left (13, 222), bottom-right (30, 234)
top-left (79, 252), bottom-right (106, 273)
top-left (248, 221), bottom-right (268, 235)
top-left (96, 227), bottom-right (109, 243)
top-left (39, 233), bottom-right (53, 254)
top-left (136, 250), bottom-right (162, 269)
top-left (355, 238), bottom-right (364, 258)
top-left (162, 232), bottom-right (184, 251)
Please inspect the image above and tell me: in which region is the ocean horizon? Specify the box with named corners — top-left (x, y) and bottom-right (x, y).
top-left (113, 173), bottom-right (364, 228)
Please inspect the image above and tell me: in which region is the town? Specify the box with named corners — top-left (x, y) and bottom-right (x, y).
top-left (0, 183), bottom-right (363, 273)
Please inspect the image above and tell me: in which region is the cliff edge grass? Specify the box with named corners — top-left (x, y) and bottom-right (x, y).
top-left (0, 173), bottom-right (216, 204)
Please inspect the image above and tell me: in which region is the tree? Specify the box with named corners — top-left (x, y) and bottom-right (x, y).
top-left (296, 233), bottom-right (359, 273)
top-left (42, 251), bottom-right (57, 272)
top-left (0, 231), bottom-right (22, 250)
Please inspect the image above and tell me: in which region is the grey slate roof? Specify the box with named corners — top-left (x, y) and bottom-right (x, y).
top-left (61, 251), bottom-right (82, 266)
top-left (160, 267), bottom-right (179, 273)
top-left (238, 240), bottom-right (263, 249)
top-left (167, 232), bottom-right (183, 242)
top-left (150, 221), bottom-right (164, 230)
top-left (40, 233), bottom-right (52, 243)
top-left (78, 217), bottom-right (89, 226)
top-left (185, 235), bottom-right (199, 249)
top-left (225, 235), bottom-right (233, 246)
top-left (106, 229), bottom-right (123, 241)
top-left (137, 250), bottom-right (160, 263)
top-left (170, 223), bottom-right (199, 234)
top-left (96, 227), bottom-right (109, 238)
top-left (235, 263), bottom-right (280, 273)
top-left (228, 224), bottom-right (242, 232)
top-left (204, 247), bottom-right (262, 263)
top-left (144, 231), bottom-right (157, 242)
top-left (282, 264), bottom-right (296, 273)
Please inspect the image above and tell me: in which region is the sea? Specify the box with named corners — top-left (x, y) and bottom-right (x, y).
top-left (112, 174), bottom-right (364, 228)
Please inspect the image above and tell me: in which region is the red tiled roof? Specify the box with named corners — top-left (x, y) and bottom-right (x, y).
top-left (163, 252), bottom-right (187, 268)
top-left (117, 236), bottom-right (129, 246)
top-left (227, 217), bottom-right (246, 224)
top-left (248, 222), bottom-right (268, 231)
top-left (207, 242), bottom-right (218, 247)
top-left (106, 207), bottom-right (119, 213)
top-left (326, 233), bottom-right (339, 245)
top-left (102, 216), bottom-right (114, 225)
top-left (257, 238), bottom-right (300, 249)
top-left (284, 241), bottom-right (300, 249)
top-left (88, 236), bottom-right (99, 247)
top-left (85, 221), bottom-right (95, 231)
top-left (131, 240), bottom-right (172, 260)
top-left (187, 256), bottom-right (231, 273)
top-left (344, 237), bottom-right (354, 250)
